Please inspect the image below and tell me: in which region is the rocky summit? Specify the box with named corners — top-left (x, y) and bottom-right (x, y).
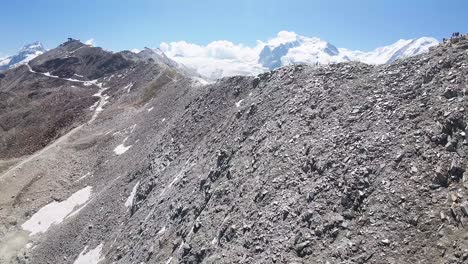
top-left (0, 35), bottom-right (468, 264)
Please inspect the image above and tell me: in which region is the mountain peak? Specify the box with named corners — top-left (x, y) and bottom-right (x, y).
top-left (0, 41), bottom-right (46, 71)
top-left (344, 37), bottom-right (439, 64)
top-left (258, 33), bottom-right (439, 70)
top-left (19, 41), bottom-right (45, 53)
top-left (259, 32), bottom-right (344, 69)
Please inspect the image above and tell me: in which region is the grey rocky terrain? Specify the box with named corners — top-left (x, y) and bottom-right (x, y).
top-left (0, 35), bottom-right (467, 264)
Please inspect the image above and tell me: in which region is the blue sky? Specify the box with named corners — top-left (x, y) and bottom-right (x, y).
top-left (1, 0), bottom-right (467, 55)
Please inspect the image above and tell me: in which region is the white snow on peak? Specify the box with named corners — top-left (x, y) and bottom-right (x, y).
top-left (259, 32), bottom-right (438, 68)
top-left (158, 31), bottom-right (439, 79)
top-left (0, 41), bottom-right (46, 71)
top-left (73, 244), bottom-right (105, 264)
top-left (18, 41), bottom-right (45, 54)
top-left (340, 37), bottom-right (438, 64)
top-left (277, 36), bottom-right (348, 66)
top-left (21, 186), bottom-right (93, 235)
top-left (0, 57), bottom-right (9, 67)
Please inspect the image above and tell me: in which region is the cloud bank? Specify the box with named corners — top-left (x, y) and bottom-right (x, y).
top-left (85, 38), bottom-right (95, 46)
top-left (151, 31), bottom-right (438, 79)
top-left (159, 39), bottom-right (267, 79)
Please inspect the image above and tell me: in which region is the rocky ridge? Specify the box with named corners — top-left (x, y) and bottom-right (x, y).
top-left (0, 35), bottom-right (467, 264)
top-left (99, 35), bottom-right (468, 264)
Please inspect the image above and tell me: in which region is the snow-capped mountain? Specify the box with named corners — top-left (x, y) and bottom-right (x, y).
top-left (159, 31), bottom-right (438, 79)
top-left (259, 32), bottom-right (439, 69)
top-left (0, 41), bottom-right (46, 71)
top-left (260, 32), bottom-right (351, 69)
top-left (340, 37), bottom-right (439, 64)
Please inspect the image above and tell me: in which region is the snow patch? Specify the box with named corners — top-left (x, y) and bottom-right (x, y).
top-left (89, 101), bottom-right (99, 110)
top-left (130, 124), bottom-right (137, 133)
top-left (114, 138), bottom-right (132, 155)
top-left (88, 85), bottom-right (109, 124)
top-left (73, 244), bottom-right (104, 264)
top-left (124, 82), bottom-right (134, 93)
top-left (147, 107), bottom-right (154, 112)
top-left (157, 226), bottom-right (166, 235)
top-left (235, 99), bottom-right (244, 108)
top-left (77, 172), bottom-right (91, 182)
top-left (114, 144), bottom-right (131, 155)
top-left (21, 186), bottom-right (93, 235)
top-left (125, 181), bottom-right (140, 208)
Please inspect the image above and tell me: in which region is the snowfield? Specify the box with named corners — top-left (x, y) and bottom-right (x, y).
top-left (21, 186), bottom-right (93, 235)
top-left (73, 244), bottom-right (105, 264)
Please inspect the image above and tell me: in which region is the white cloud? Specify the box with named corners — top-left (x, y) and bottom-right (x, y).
top-left (160, 40), bottom-right (263, 61)
top-left (266, 31), bottom-right (299, 47)
top-left (160, 39), bottom-right (265, 79)
top-left (156, 30), bottom-right (437, 79)
top-left (85, 38), bottom-right (95, 46)
top-left (157, 31), bottom-right (312, 79)
top-left (280, 36), bottom-right (348, 65)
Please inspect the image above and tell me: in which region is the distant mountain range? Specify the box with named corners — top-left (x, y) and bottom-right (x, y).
top-left (258, 32), bottom-right (438, 69)
top-left (1, 32), bottom-right (439, 79)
